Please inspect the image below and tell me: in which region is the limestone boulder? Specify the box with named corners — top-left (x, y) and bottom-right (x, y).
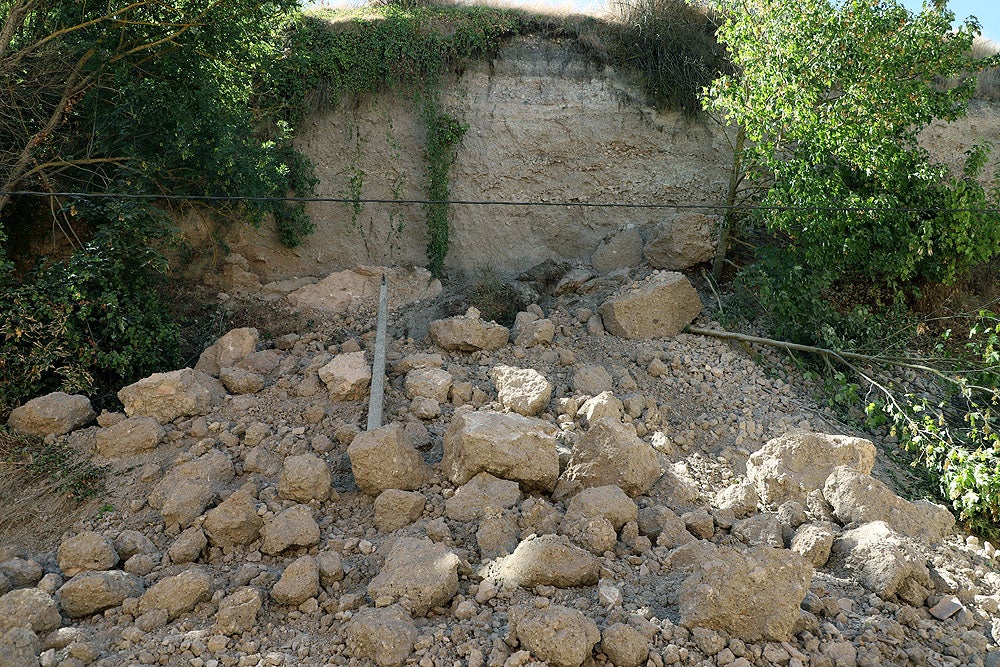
top-left (601, 623), bottom-right (649, 667)
top-left (441, 410), bottom-right (559, 493)
top-left (344, 605), bottom-right (417, 667)
top-left (271, 555), bottom-right (319, 606)
top-left (7, 392), bottom-right (94, 436)
top-left (318, 352), bottom-right (371, 401)
top-left (404, 368), bottom-right (452, 403)
top-left (118, 369), bottom-right (226, 423)
top-left (554, 417), bottom-right (661, 499)
top-left (278, 453), bottom-right (332, 502)
top-left (367, 538), bottom-right (460, 616)
top-left (347, 422), bottom-right (432, 496)
top-left (95, 416), bottom-right (165, 458)
top-left (790, 523), bottom-right (835, 568)
top-left (149, 449), bottom-right (234, 528)
top-left (286, 265), bottom-right (441, 314)
top-left (732, 514), bottom-right (783, 548)
top-left (494, 534), bottom-right (599, 589)
top-left (642, 213), bottom-right (716, 270)
top-left (214, 587), bottom-right (262, 635)
top-left (445, 472), bottom-right (522, 522)
top-left (513, 318), bottom-right (555, 348)
top-left (489, 365), bottom-right (553, 417)
top-left (714, 481), bottom-right (759, 518)
top-left (428, 310), bottom-right (510, 352)
top-left (57, 571), bottom-right (143, 618)
top-left (678, 546), bottom-right (813, 642)
top-left (260, 504), bottom-right (320, 555)
top-left (0, 588), bottom-right (61, 633)
top-left (167, 527), bottom-right (207, 564)
top-left (746, 432), bottom-right (876, 506)
top-left (137, 568), bottom-right (212, 620)
top-left (509, 603), bottom-right (600, 667)
top-left (597, 272), bottom-right (702, 339)
top-left (0, 627), bottom-right (39, 667)
top-left (833, 521), bottom-right (930, 600)
top-left (374, 490), bottom-right (426, 533)
top-left (57, 532), bottom-right (119, 578)
top-left (195, 327), bottom-right (259, 377)
top-left (0, 559), bottom-right (42, 589)
top-left (823, 466), bottom-right (955, 543)
top-left (203, 489), bottom-right (263, 548)
top-left (562, 485), bottom-right (637, 532)
top-left (219, 367), bottom-right (265, 395)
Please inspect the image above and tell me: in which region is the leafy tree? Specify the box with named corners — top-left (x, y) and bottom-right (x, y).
top-left (700, 0), bottom-right (1000, 319)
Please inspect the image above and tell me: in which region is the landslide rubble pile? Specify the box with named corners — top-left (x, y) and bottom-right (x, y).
top-left (2, 268), bottom-right (999, 667)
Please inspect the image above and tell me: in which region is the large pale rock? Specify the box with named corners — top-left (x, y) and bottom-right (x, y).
top-left (445, 472), bottom-right (522, 522)
top-left (271, 555), bottom-right (319, 606)
top-left (57, 532), bottom-right (119, 578)
top-left (601, 623), bottom-right (649, 667)
top-left (576, 391), bottom-right (623, 425)
top-left (597, 272), bottom-right (702, 339)
top-left (490, 365), bottom-right (553, 416)
top-left (260, 504), bottom-right (320, 555)
top-left (278, 452), bottom-right (332, 502)
top-left (57, 571), bottom-right (143, 618)
top-left (203, 489), bottom-right (263, 548)
top-left (642, 213), bottom-right (716, 270)
top-left (591, 225), bottom-right (643, 274)
top-left (0, 589), bottom-right (61, 633)
top-left (348, 422), bottom-right (432, 495)
top-left (195, 327), bottom-right (259, 377)
top-left (832, 522), bottom-right (930, 600)
top-left (149, 449), bottom-right (235, 528)
top-left (746, 432), bottom-right (877, 506)
top-left (345, 605), bottom-right (417, 667)
top-left (509, 603), bottom-right (600, 667)
top-left (554, 417), bottom-right (661, 499)
top-left (318, 352), bottom-right (371, 401)
top-left (441, 410), bottom-right (559, 493)
top-left (495, 535), bottom-right (599, 588)
top-left (95, 416), bottom-right (165, 457)
top-left (219, 367), bottom-right (265, 395)
top-left (374, 490), bottom-right (426, 533)
top-left (429, 310), bottom-right (510, 352)
top-left (790, 523), bottom-right (835, 568)
top-left (167, 527), bottom-right (207, 564)
top-left (287, 265), bottom-right (441, 314)
top-left (562, 485), bottom-right (637, 532)
top-left (824, 467), bottom-right (955, 543)
top-left (0, 627), bottom-right (39, 667)
top-left (118, 369), bottom-right (226, 423)
top-left (367, 538), bottom-right (460, 616)
top-left (0, 559), bottom-right (42, 589)
top-left (7, 392), bottom-right (94, 436)
top-left (404, 368), bottom-right (452, 403)
top-left (137, 568), bottom-right (212, 620)
top-left (678, 546), bottom-right (813, 642)
top-left (214, 587), bottom-right (262, 635)
top-left (714, 481), bottom-right (759, 518)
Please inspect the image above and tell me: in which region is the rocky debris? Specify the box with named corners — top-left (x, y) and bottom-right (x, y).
top-left (597, 271), bottom-right (702, 339)
top-left (374, 490), bottom-right (427, 532)
top-left (833, 521), bottom-right (931, 602)
top-left (149, 449), bottom-right (234, 527)
top-left (0, 588), bottom-right (61, 633)
top-left (167, 527), bottom-right (207, 564)
top-left (642, 213), bottom-right (716, 270)
top-left (509, 603), bottom-right (601, 667)
top-left (95, 416), bottom-right (165, 457)
top-left (344, 605), bottom-right (418, 667)
top-left (591, 225), bottom-right (644, 274)
top-left (317, 550), bottom-right (344, 586)
top-left (137, 568), bottom-right (212, 620)
top-left (57, 571), bottom-right (143, 618)
top-left (318, 351), bottom-right (371, 400)
top-left (195, 327), bottom-right (259, 377)
top-left (428, 308), bottom-right (510, 351)
top-left (601, 622), bottom-right (649, 667)
top-left (7, 392), bottom-right (94, 436)
top-left (929, 595), bottom-right (963, 620)
top-left (513, 317), bottom-right (555, 348)
top-left (367, 538), bottom-right (459, 616)
top-left (562, 485), bottom-right (637, 531)
top-left (347, 422), bottom-right (433, 495)
top-left (823, 466), bottom-right (955, 543)
top-left (114, 531), bottom-right (156, 561)
top-left (277, 452), bottom-right (332, 502)
top-left (0, 558), bottom-right (43, 589)
top-left (260, 504), bottom-right (320, 555)
top-left (494, 534), bottom-right (599, 588)
top-left (286, 265), bottom-right (441, 314)
top-left (554, 417), bottom-right (661, 498)
top-left (57, 532), bottom-right (119, 577)
top-left (214, 587), bottom-right (262, 635)
top-left (489, 365), bottom-right (553, 416)
top-left (714, 481), bottom-right (759, 518)
top-left (0, 627), bottom-right (38, 667)
top-left (576, 391), bottom-right (624, 425)
top-left (638, 506), bottom-right (694, 548)
top-left (445, 473), bottom-right (522, 522)
top-left (572, 364), bottom-right (614, 395)
top-left (118, 368), bottom-right (226, 423)
top-left (271, 555), bottom-right (319, 606)
top-left (202, 489), bottom-right (263, 548)
top-left (731, 513), bottom-right (782, 548)
top-left (789, 523), bottom-right (835, 568)
top-left (404, 367), bottom-right (452, 403)
top-left (678, 545), bottom-right (813, 641)
top-left (746, 431), bottom-right (876, 506)
top-left (219, 366), bottom-right (265, 394)
top-left (442, 410), bottom-right (559, 493)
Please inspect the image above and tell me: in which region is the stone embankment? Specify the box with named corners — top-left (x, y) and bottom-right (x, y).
top-left (2, 266), bottom-right (999, 667)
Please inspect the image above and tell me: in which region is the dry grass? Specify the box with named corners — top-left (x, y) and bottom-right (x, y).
top-left (0, 428), bottom-right (104, 551)
top-left (973, 36), bottom-right (1000, 101)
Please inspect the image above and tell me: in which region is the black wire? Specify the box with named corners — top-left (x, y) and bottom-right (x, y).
top-left (4, 190), bottom-right (1000, 214)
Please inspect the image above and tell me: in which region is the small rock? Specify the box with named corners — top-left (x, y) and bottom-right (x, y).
top-left (554, 417), bottom-right (661, 498)
top-left (271, 555), bottom-right (319, 607)
top-left (278, 453), bottom-right (332, 503)
top-left (167, 527), bottom-right (207, 564)
top-left (367, 538), bottom-right (460, 616)
top-left (95, 416), bottom-right (165, 457)
top-left (597, 272), bottom-right (702, 339)
top-left (348, 422), bottom-right (432, 496)
top-left (214, 587), bottom-right (262, 635)
top-left (0, 588), bottom-right (61, 633)
top-left (57, 571), bottom-right (143, 618)
top-left (344, 605), bottom-right (417, 667)
top-left (195, 327), bottom-right (259, 377)
top-left (509, 603), bottom-right (600, 667)
top-left (118, 368), bottom-right (226, 423)
top-left (219, 367), bottom-right (265, 394)
top-left (446, 473), bottom-right (522, 523)
top-left (601, 623), bottom-right (648, 667)
top-left (318, 352), bottom-right (371, 401)
top-left (203, 489), bottom-right (263, 548)
top-left (572, 365), bottom-right (614, 396)
top-left (428, 312), bottom-right (509, 352)
top-left (260, 504), bottom-right (320, 555)
top-left (137, 568), bottom-right (212, 620)
top-left (374, 490), bottom-right (427, 533)
top-left (495, 534), bottom-right (599, 589)
top-left (490, 366), bottom-right (553, 417)
top-left (790, 524), bottom-right (835, 568)
top-left (404, 368), bottom-right (452, 403)
top-left (57, 532), bottom-right (119, 578)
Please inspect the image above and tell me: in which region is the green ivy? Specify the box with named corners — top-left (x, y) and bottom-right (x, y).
top-left (423, 103), bottom-right (468, 278)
